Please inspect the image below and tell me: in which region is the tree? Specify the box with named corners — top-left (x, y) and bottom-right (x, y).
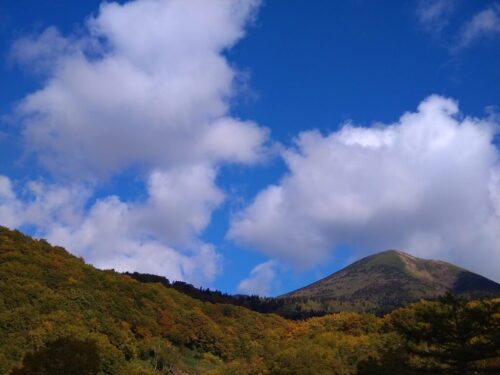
top-left (10, 337), bottom-right (101, 375)
top-left (391, 295), bottom-right (500, 374)
top-left (147, 338), bottom-right (181, 374)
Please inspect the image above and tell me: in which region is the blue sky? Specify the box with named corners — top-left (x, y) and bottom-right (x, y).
top-left (1, 0), bottom-right (500, 295)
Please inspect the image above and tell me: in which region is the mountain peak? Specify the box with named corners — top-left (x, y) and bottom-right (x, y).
top-left (283, 249), bottom-right (500, 313)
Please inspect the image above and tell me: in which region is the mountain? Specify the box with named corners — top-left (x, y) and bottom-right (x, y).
top-left (283, 249), bottom-right (500, 313)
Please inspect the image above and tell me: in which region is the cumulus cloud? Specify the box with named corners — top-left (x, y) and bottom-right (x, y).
top-left (0, 166), bottom-right (222, 284)
top-left (237, 260), bottom-right (276, 296)
top-left (2, 0), bottom-right (267, 284)
top-left (13, 0), bottom-right (267, 179)
top-left (46, 191), bottom-right (222, 285)
top-left (229, 95), bottom-right (500, 281)
top-left (10, 27), bottom-right (81, 74)
top-left (0, 176), bottom-right (90, 230)
top-left (132, 164), bottom-right (224, 246)
top-left (458, 4), bottom-right (500, 49)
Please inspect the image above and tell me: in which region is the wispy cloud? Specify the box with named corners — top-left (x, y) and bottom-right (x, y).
top-left (416, 0), bottom-right (456, 35)
top-left (416, 1), bottom-right (500, 51)
top-left (457, 3), bottom-right (500, 49)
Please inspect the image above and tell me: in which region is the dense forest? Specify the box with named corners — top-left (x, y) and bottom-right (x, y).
top-left (1, 226), bottom-right (499, 374)
top-left (125, 272), bottom-right (328, 320)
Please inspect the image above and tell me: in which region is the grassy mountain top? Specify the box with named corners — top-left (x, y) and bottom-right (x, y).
top-left (283, 249), bottom-right (500, 313)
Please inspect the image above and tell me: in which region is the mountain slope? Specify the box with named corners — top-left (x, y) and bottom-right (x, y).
top-left (0, 226), bottom-right (291, 374)
top-left (283, 249), bottom-right (500, 313)
top-left (1, 227), bottom-right (499, 374)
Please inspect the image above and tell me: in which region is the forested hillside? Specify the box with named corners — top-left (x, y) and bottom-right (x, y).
top-left (1, 226), bottom-right (499, 374)
top-left (125, 272), bottom-right (327, 320)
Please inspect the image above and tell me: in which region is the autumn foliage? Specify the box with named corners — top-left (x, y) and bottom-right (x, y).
top-left (0, 226), bottom-right (498, 374)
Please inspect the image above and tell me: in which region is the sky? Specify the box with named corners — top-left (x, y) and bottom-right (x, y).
top-left (0, 0), bottom-right (499, 296)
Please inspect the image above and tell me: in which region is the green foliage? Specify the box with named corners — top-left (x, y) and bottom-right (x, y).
top-left (391, 294), bottom-right (500, 374)
top-left (128, 272), bottom-right (328, 320)
top-left (268, 342), bottom-right (343, 375)
top-left (1, 226), bottom-right (499, 374)
top-left (0, 226), bottom-right (289, 373)
top-left (10, 337), bottom-right (101, 375)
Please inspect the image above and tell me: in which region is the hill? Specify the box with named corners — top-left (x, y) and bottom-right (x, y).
top-left (0, 226), bottom-right (291, 374)
top-left (283, 249), bottom-right (500, 313)
top-left (1, 226), bottom-right (498, 374)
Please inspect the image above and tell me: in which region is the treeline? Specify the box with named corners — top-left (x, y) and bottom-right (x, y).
top-left (125, 271), bottom-right (328, 320)
top-left (125, 271), bottom-right (437, 318)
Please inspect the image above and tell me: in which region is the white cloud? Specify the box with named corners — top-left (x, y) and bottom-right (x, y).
top-left (46, 192), bottom-right (222, 285)
top-left (416, 1), bottom-right (500, 51)
top-left (417, 0), bottom-right (456, 34)
top-left (458, 4), bottom-right (500, 48)
top-left (0, 166), bottom-right (222, 284)
top-left (2, 0), bottom-right (267, 284)
top-left (0, 176), bottom-right (23, 228)
top-left (237, 260), bottom-right (276, 296)
top-left (229, 95), bottom-right (500, 281)
top-left (14, 0), bottom-right (267, 179)
top-left (132, 164), bottom-right (224, 246)
top-left (0, 176), bottom-right (90, 230)
top-left (10, 26), bottom-right (84, 75)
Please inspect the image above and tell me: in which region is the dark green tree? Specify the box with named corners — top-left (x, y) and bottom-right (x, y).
top-left (11, 337), bottom-right (101, 375)
top-left (391, 295), bottom-right (500, 374)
